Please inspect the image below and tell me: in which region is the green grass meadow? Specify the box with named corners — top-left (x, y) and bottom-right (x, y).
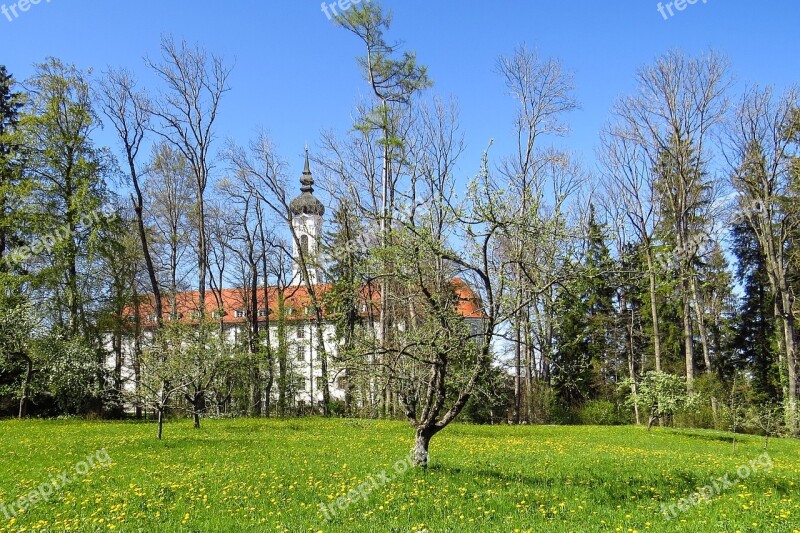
top-left (0, 418), bottom-right (798, 532)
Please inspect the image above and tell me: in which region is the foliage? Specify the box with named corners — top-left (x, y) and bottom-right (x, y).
top-left (620, 371), bottom-right (698, 429)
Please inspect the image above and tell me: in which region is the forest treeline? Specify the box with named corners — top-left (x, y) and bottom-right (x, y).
top-left (1, 5), bottom-right (798, 453)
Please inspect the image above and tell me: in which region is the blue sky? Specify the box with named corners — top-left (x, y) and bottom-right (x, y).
top-left (2, 0), bottom-right (799, 189)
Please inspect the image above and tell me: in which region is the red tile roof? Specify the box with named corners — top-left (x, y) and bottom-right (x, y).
top-left (128, 279), bottom-right (485, 326)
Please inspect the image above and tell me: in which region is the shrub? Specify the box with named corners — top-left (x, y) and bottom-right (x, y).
top-left (577, 400), bottom-right (627, 426)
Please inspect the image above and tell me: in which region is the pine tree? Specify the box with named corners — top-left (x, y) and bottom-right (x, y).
top-left (552, 206), bottom-right (618, 405)
top-left (731, 221), bottom-right (779, 401)
top-left (0, 65), bottom-right (25, 271)
top-left (654, 132), bottom-right (713, 390)
top-left (584, 204), bottom-right (617, 396)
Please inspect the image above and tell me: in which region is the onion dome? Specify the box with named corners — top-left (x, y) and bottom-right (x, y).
top-left (289, 148), bottom-right (325, 217)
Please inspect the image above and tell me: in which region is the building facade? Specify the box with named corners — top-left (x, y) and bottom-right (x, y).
top-left (115, 151), bottom-right (484, 410)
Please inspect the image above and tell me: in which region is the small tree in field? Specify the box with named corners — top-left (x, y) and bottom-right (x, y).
top-left (745, 403), bottom-right (784, 450)
top-left (621, 371), bottom-right (694, 430)
top-left (0, 297), bottom-right (38, 417)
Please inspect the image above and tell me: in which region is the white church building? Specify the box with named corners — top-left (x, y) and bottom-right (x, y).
top-left (117, 152), bottom-right (484, 409)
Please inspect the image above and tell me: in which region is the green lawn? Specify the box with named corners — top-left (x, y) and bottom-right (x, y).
top-left (0, 418), bottom-right (798, 532)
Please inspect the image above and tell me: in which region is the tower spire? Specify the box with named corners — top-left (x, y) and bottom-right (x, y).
top-left (301, 145), bottom-right (314, 193)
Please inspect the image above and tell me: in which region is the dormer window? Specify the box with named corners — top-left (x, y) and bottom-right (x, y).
top-left (258, 309), bottom-right (268, 318)
top-left (235, 309), bottom-right (245, 319)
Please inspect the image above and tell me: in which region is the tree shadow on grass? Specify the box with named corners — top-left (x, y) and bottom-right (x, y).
top-left (663, 429), bottom-right (735, 444)
top-left (428, 462), bottom-right (737, 505)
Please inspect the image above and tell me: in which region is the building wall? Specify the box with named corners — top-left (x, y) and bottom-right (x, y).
top-left (106, 320), bottom-right (347, 408)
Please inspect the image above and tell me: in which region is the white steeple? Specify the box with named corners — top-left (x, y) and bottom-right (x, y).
top-left (289, 148), bottom-right (325, 285)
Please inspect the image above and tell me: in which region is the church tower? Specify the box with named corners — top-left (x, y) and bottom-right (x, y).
top-left (289, 148), bottom-right (325, 285)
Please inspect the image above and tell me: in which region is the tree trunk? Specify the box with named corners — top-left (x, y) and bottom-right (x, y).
top-left (645, 250), bottom-right (663, 372)
top-left (523, 315), bottom-right (534, 423)
top-left (191, 391), bottom-right (204, 429)
top-left (682, 277), bottom-right (695, 391)
top-left (779, 289), bottom-right (798, 435)
top-left (626, 303), bottom-right (640, 425)
top-left (689, 275), bottom-right (718, 422)
top-left (413, 427), bottom-right (436, 468)
top-left (690, 275), bottom-right (713, 373)
top-left (157, 407), bottom-right (165, 440)
top-left (264, 382), bottom-right (272, 418)
top-left (18, 354), bottom-right (32, 419)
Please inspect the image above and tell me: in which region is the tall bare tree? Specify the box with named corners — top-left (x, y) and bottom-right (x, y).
top-left (226, 134), bottom-right (333, 415)
top-left (613, 51), bottom-right (730, 390)
top-left (145, 36), bottom-right (231, 318)
top-left (496, 45), bottom-right (577, 422)
top-left (600, 128), bottom-right (664, 372)
top-left (726, 85), bottom-right (800, 433)
top-left (97, 68), bottom-right (164, 328)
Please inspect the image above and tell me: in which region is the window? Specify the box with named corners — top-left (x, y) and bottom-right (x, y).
top-left (258, 308), bottom-right (268, 318)
top-left (316, 377), bottom-right (326, 391)
top-left (235, 309), bottom-right (245, 319)
top-left (297, 326), bottom-right (305, 339)
top-left (190, 311), bottom-right (201, 320)
top-left (146, 314), bottom-right (156, 323)
top-left (300, 234), bottom-right (309, 256)
top-left (296, 378), bottom-right (306, 392)
top-left (296, 345), bottom-right (305, 362)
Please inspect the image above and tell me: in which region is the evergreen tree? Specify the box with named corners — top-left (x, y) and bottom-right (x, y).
top-left (584, 204), bottom-right (617, 396)
top-left (731, 221), bottom-right (779, 401)
top-left (654, 132), bottom-right (713, 389)
top-left (552, 266), bottom-right (590, 407)
top-left (552, 206), bottom-right (618, 405)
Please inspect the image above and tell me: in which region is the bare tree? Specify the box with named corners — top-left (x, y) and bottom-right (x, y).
top-left (496, 45), bottom-right (577, 422)
top-left (600, 127), bottom-right (664, 372)
top-left (725, 85), bottom-right (800, 433)
top-left (226, 134), bottom-right (333, 415)
top-left (97, 68), bottom-right (164, 328)
top-left (613, 50), bottom-right (730, 390)
top-left (145, 35), bottom-right (231, 318)
top-left (145, 142), bottom-right (193, 317)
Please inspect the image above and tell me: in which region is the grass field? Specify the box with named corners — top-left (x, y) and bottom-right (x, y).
top-left (0, 419), bottom-right (799, 532)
